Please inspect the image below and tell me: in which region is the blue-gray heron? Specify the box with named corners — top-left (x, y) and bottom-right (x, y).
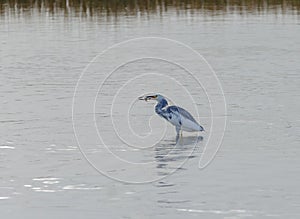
top-left (139, 94), bottom-right (204, 138)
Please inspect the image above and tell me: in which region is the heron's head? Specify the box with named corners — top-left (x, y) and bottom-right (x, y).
top-left (138, 94), bottom-right (165, 102)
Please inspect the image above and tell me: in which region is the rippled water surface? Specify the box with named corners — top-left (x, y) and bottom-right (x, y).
top-left (1, 1), bottom-right (300, 218)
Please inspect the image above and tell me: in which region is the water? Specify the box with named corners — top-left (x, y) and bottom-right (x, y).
top-left (1, 1), bottom-right (300, 218)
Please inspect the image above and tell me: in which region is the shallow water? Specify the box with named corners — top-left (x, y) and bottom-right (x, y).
top-left (1, 2), bottom-right (300, 218)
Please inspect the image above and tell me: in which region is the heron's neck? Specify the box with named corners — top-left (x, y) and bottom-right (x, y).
top-left (155, 98), bottom-right (168, 114)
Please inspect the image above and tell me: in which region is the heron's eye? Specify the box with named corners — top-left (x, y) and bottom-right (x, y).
top-left (154, 95), bottom-right (158, 98)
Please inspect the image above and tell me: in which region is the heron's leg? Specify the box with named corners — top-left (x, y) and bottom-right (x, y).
top-left (180, 131), bottom-right (184, 144)
top-left (175, 126), bottom-right (180, 144)
top-left (176, 134), bottom-right (179, 144)
top-left (175, 126), bottom-right (183, 144)
top-left (175, 126), bottom-right (180, 136)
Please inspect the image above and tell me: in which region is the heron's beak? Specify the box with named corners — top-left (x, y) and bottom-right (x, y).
top-left (138, 95), bottom-right (156, 102)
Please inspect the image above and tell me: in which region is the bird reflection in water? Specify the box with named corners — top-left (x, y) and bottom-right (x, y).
top-left (154, 135), bottom-right (203, 175)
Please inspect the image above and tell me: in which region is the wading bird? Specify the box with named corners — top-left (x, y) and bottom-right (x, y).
top-left (139, 94), bottom-right (204, 140)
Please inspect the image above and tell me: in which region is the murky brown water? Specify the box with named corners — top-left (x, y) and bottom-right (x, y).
top-left (1, 1), bottom-right (300, 218)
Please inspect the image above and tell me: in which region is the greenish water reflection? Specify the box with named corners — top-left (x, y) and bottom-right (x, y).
top-left (0, 0), bottom-right (299, 17)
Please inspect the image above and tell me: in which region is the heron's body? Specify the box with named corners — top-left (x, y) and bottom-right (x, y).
top-left (140, 94), bottom-right (204, 137)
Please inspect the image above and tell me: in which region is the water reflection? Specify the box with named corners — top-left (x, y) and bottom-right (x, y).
top-left (0, 0), bottom-right (299, 17)
top-left (155, 135), bottom-right (203, 176)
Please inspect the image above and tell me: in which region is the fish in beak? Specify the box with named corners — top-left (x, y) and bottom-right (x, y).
top-left (138, 95), bottom-right (157, 102)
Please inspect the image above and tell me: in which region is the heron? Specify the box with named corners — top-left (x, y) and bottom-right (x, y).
top-left (139, 94), bottom-right (204, 140)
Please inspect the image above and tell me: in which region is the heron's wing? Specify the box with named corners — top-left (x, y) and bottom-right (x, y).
top-left (167, 106), bottom-right (199, 125)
